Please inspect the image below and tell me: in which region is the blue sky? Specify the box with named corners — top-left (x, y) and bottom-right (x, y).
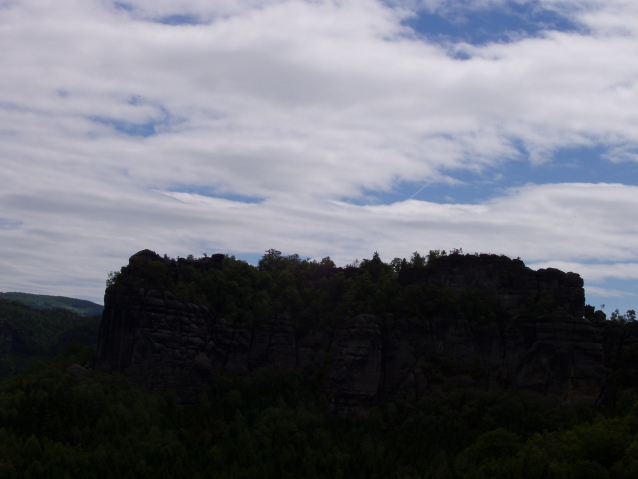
top-left (403, 0), bottom-right (584, 46)
top-left (1, 0), bottom-right (638, 316)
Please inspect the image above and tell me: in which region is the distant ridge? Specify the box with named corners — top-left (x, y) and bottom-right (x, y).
top-left (0, 292), bottom-right (103, 317)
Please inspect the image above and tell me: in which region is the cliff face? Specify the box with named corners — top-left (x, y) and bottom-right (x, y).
top-left (398, 255), bottom-right (585, 318)
top-left (96, 252), bottom-right (606, 414)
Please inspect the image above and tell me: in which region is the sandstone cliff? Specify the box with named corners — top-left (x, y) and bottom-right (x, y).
top-left (96, 251), bottom-right (607, 414)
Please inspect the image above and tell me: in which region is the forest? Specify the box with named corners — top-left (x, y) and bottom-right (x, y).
top-left (0, 249), bottom-right (637, 478)
top-left (0, 343), bottom-right (637, 478)
top-left (0, 299), bottom-right (100, 381)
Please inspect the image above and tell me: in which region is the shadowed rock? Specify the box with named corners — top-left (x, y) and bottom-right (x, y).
top-left (96, 251), bottom-right (607, 415)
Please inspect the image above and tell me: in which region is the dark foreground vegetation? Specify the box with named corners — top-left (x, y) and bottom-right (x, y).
top-left (2, 249), bottom-right (638, 477)
top-left (0, 344), bottom-right (637, 479)
top-left (0, 299), bottom-right (100, 380)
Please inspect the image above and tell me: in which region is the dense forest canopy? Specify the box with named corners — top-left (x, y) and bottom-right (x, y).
top-left (0, 299), bottom-right (100, 380)
top-left (0, 344), bottom-right (637, 479)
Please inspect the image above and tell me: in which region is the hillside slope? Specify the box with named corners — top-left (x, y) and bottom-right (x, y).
top-left (0, 292), bottom-right (103, 316)
top-left (0, 299), bottom-right (100, 380)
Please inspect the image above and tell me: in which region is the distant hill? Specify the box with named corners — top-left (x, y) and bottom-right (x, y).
top-left (0, 298), bottom-right (101, 381)
top-left (0, 292), bottom-right (103, 317)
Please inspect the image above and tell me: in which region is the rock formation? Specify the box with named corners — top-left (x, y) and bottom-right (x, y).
top-left (398, 254), bottom-right (585, 318)
top-left (96, 251), bottom-right (608, 415)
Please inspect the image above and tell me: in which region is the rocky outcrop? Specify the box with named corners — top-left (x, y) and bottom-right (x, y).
top-left (95, 251), bottom-right (609, 414)
top-left (515, 309), bottom-right (604, 402)
top-left (97, 288), bottom-right (214, 402)
top-left (398, 254), bottom-right (585, 318)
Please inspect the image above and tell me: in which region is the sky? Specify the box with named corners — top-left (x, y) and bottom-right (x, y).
top-left (1, 0), bottom-right (638, 314)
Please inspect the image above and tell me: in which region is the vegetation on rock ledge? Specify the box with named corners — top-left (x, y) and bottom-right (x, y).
top-left (106, 249), bottom-right (518, 329)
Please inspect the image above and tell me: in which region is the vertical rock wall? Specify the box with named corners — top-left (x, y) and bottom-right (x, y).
top-left (95, 253), bottom-right (607, 414)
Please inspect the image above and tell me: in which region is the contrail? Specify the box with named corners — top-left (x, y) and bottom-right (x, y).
top-left (408, 182), bottom-right (430, 200)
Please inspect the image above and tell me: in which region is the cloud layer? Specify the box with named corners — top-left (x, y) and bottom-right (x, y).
top-left (1, 0), bottom-right (638, 309)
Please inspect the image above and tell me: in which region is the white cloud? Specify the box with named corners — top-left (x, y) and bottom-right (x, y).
top-left (106, 0), bottom-right (285, 21)
top-left (583, 286), bottom-right (636, 299)
top-left (2, 181), bottom-right (638, 304)
top-left (3, 1), bottom-right (638, 197)
top-left (2, 1), bottom-right (638, 306)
